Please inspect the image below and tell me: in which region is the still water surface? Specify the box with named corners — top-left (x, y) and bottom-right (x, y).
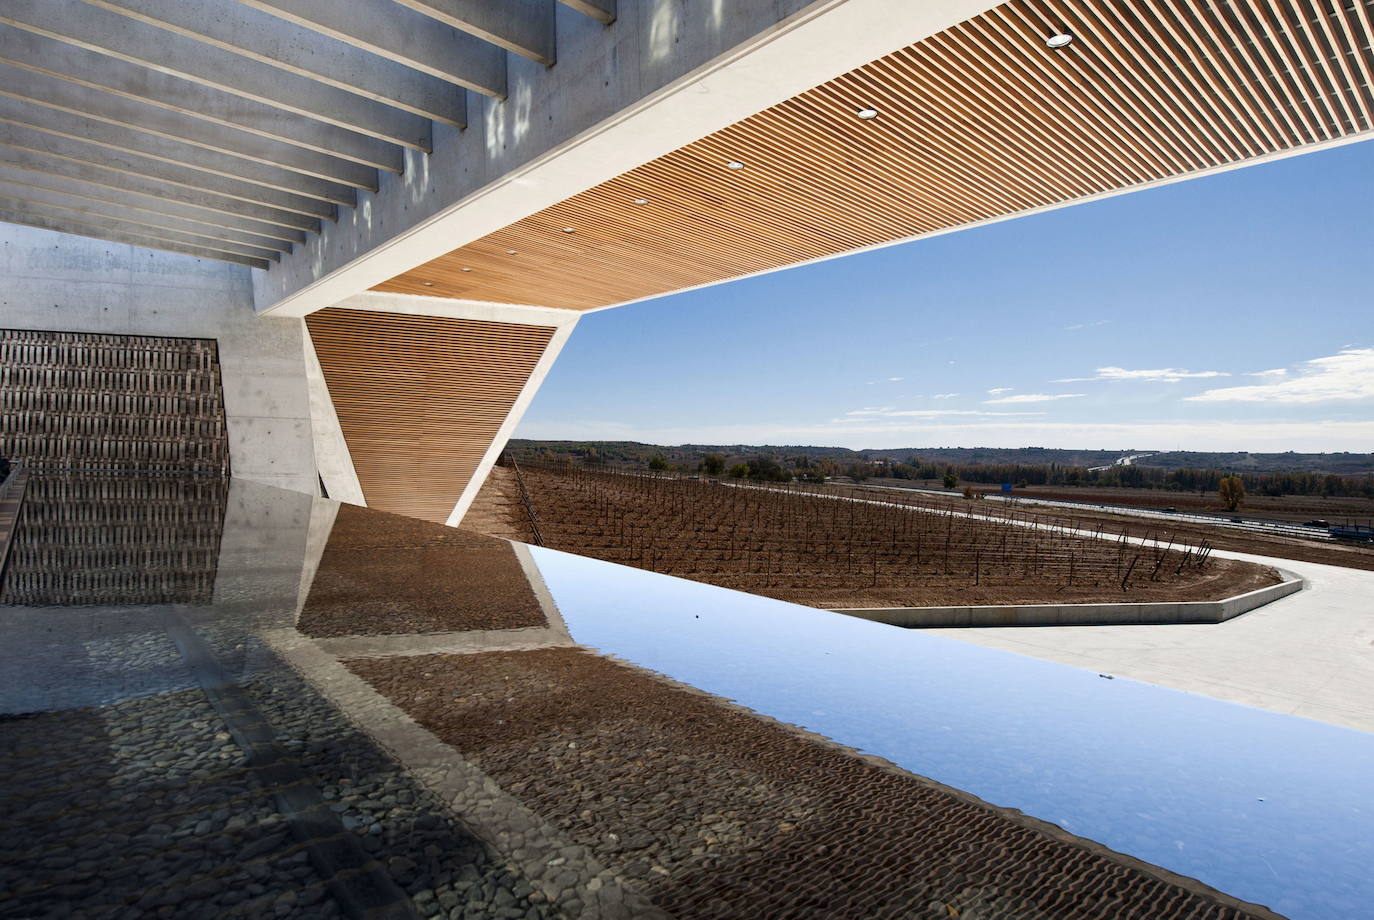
top-left (531, 545), bottom-right (1374, 920)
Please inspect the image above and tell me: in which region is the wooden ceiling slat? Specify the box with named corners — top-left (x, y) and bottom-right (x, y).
top-left (305, 308), bottom-right (554, 524)
top-left (1157, 0), bottom-right (1288, 150)
top-left (375, 0), bottom-right (1374, 311)
top-left (915, 31), bottom-right (1129, 189)
top-left (1076, 2), bottom-right (1231, 167)
top-left (877, 44), bottom-right (1110, 198)
top-left (1034, 0), bottom-right (1203, 173)
top-left (1231, 1), bottom-right (1328, 140)
top-left (968, 13), bottom-right (1159, 182)
top-left (1342, 0), bottom-right (1374, 117)
top-left (1261, 0), bottom-right (1346, 133)
top-left (1314, 0), bottom-right (1374, 125)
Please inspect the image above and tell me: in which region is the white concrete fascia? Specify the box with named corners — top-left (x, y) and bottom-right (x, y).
top-left (444, 315), bottom-right (578, 527)
top-left (332, 290), bottom-right (580, 328)
top-left (257, 0), bottom-right (998, 316)
top-left (582, 131), bottom-right (1374, 314)
top-left (302, 328), bottom-right (366, 506)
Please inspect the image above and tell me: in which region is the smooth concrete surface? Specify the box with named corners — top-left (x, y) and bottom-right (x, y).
top-left (834, 572), bottom-right (1305, 628)
top-left (929, 550), bottom-right (1374, 734)
top-left (0, 223), bottom-right (317, 494)
top-left (302, 331), bottom-right (365, 506)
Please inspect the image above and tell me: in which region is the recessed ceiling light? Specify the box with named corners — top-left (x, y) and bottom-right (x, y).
top-left (506, 248), bottom-right (518, 254)
top-left (461, 267), bottom-right (472, 272)
top-left (422, 281), bottom-right (434, 286)
top-left (562, 227), bottom-right (575, 233)
top-left (1045, 32), bottom-right (1073, 48)
top-left (857, 107), bottom-right (879, 120)
top-left (725, 160), bottom-right (745, 170)
top-left (632, 197), bottom-right (649, 205)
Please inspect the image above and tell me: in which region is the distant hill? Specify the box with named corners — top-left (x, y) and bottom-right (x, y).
top-left (507, 440), bottom-right (1374, 475)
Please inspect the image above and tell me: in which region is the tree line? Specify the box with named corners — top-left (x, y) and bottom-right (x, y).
top-left (512, 446), bottom-right (1374, 498)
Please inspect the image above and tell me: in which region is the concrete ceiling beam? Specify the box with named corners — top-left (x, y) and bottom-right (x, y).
top-left (557, 0), bottom-right (616, 25)
top-left (0, 205), bottom-right (272, 267)
top-left (0, 62), bottom-right (379, 190)
top-left (0, 121), bottom-right (337, 220)
top-left (239, 0), bottom-right (507, 98)
top-left (83, 0), bottom-right (466, 128)
top-left (0, 162), bottom-right (307, 244)
top-left (0, 145), bottom-right (322, 235)
top-left (0, 178), bottom-right (293, 254)
top-left (393, 0), bottom-right (555, 65)
top-left (0, 93), bottom-right (357, 208)
top-left (0, 0), bottom-right (430, 152)
top-left (0, 196), bottom-right (282, 262)
top-left (0, 25), bottom-right (405, 172)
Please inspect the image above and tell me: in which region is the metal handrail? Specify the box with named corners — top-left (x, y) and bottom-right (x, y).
top-left (504, 455), bottom-right (546, 547)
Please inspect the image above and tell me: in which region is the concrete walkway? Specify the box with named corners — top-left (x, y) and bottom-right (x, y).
top-left (929, 548), bottom-right (1374, 734)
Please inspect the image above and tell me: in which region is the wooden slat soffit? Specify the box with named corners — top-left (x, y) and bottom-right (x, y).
top-left (304, 308), bottom-right (554, 524)
top-left (377, 0), bottom-right (1374, 310)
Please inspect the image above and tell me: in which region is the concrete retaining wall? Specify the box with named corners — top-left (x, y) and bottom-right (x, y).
top-left (832, 570), bottom-right (1305, 628)
top-left (0, 224), bottom-right (317, 494)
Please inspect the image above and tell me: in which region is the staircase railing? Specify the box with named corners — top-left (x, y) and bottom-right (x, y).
top-left (504, 455), bottom-right (545, 547)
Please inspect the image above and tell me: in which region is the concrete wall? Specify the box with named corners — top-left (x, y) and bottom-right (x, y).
top-left (833, 571), bottom-right (1306, 629)
top-left (0, 223), bottom-right (316, 494)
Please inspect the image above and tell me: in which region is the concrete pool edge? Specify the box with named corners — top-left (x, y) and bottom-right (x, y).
top-left (830, 568), bottom-right (1305, 628)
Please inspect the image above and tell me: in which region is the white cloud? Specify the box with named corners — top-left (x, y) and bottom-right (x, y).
top-left (1054, 366), bottom-right (1229, 384)
top-left (838, 408), bottom-right (1044, 420)
top-left (1064, 319), bottom-right (1111, 331)
top-left (887, 376), bottom-right (904, 382)
top-left (1186, 348), bottom-right (1374, 404)
top-left (986, 387), bottom-right (1014, 395)
top-left (932, 392), bottom-right (959, 399)
top-left (1248, 368), bottom-right (1288, 378)
top-left (984, 393), bottom-right (1085, 404)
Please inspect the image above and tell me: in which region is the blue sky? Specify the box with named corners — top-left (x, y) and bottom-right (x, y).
top-left (517, 140), bottom-right (1374, 452)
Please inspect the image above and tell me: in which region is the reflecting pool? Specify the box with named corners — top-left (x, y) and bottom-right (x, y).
top-left (531, 545), bottom-right (1374, 920)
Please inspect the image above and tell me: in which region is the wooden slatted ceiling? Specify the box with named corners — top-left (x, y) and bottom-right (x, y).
top-left (375, 0), bottom-right (1374, 310)
top-left (304, 308), bottom-right (553, 523)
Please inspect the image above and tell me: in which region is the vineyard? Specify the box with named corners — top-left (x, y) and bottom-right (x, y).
top-left (492, 461), bottom-right (1276, 609)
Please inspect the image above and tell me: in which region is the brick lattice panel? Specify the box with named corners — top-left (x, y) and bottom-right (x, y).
top-left (0, 329), bottom-right (231, 606)
top-left (0, 329), bottom-right (229, 474)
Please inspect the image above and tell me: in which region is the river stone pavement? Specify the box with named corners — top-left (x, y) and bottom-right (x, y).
top-left (0, 625), bottom-right (566, 920)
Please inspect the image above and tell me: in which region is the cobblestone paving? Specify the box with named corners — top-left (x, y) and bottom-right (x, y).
top-left (349, 648), bottom-right (1279, 920)
top-left (0, 689), bottom-right (334, 919)
top-left (236, 639), bottom-right (563, 920)
top-left (0, 627), bottom-right (566, 920)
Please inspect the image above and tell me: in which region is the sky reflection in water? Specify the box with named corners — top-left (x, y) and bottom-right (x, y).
top-left (530, 545), bottom-right (1373, 920)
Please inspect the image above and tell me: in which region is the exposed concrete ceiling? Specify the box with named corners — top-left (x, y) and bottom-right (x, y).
top-left (0, 0), bottom-right (618, 268)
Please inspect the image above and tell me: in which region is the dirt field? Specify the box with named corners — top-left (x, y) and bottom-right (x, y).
top-left (469, 464), bottom-right (1278, 609)
top-left (841, 483), bottom-right (1374, 574)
